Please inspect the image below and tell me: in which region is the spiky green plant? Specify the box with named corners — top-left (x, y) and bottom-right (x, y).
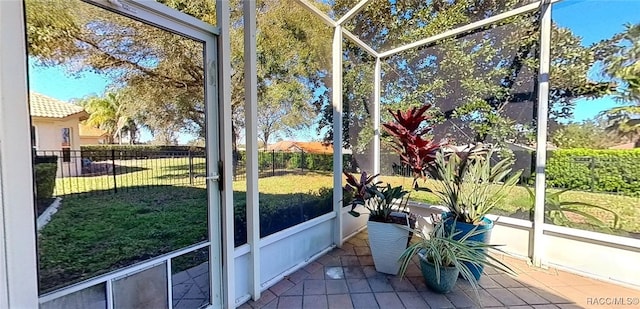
top-left (343, 171), bottom-right (410, 222)
top-left (423, 146), bottom-right (522, 224)
top-left (398, 216), bottom-right (515, 303)
top-left (525, 187), bottom-right (620, 229)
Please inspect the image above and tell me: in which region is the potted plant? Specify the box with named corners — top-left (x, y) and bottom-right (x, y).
top-left (344, 171), bottom-right (412, 275)
top-left (398, 215), bottom-right (515, 303)
top-left (423, 145), bottom-right (522, 279)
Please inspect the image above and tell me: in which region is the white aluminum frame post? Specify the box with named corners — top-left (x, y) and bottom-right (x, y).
top-left (332, 25), bottom-right (344, 247)
top-left (243, 0), bottom-right (261, 301)
top-left (216, 0), bottom-right (236, 307)
top-left (0, 1), bottom-right (40, 308)
top-left (533, 0), bottom-right (553, 267)
top-left (373, 58), bottom-right (381, 177)
top-left (294, 0), bottom-right (552, 266)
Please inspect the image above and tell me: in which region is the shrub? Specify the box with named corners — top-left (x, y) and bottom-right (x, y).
top-left (35, 155), bottom-right (58, 164)
top-left (305, 153), bottom-right (333, 171)
top-left (546, 149), bottom-right (640, 196)
top-left (287, 153), bottom-right (303, 169)
top-left (35, 162), bottom-right (57, 200)
top-left (81, 145), bottom-right (204, 161)
top-left (233, 187), bottom-right (334, 247)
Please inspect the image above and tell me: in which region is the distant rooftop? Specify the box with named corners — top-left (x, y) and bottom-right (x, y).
top-left (268, 141), bottom-right (333, 154)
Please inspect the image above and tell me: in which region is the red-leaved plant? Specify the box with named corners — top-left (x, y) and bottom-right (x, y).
top-left (382, 104), bottom-right (447, 188)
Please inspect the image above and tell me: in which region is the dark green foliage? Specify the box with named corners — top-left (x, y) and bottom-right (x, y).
top-left (35, 155), bottom-right (58, 164)
top-left (305, 153), bottom-right (333, 171)
top-left (81, 145), bottom-right (204, 161)
top-left (546, 149), bottom-right (640, 196)
top-left (233, 187), bottom-right (333, 245)
top-left (343, 171), bottom-right (409, 222)
top-left (34, 162), bottom-right (57, 200)
top-left (252, 151), bottom-right (334, 171)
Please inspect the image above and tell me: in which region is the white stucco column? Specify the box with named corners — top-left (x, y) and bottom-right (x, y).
top-left (0, 0), bottom-right (40, 307)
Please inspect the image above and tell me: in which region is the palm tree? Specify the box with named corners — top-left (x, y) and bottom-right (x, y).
top-left (602, 23), bottom-right (640, 144)
top-left (79, 92), bottom-right (138, 144)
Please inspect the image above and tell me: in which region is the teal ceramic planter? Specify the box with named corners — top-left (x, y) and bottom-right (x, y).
top-left (442, 212), bottom-right (494, 280)
top-left (419, 256), bottom-right (459, 294)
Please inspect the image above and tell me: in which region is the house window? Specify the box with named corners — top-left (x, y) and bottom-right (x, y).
top-left (61, 127), bottom-right (71, 147)
top-left (61, 127), bottom-right (71, 162)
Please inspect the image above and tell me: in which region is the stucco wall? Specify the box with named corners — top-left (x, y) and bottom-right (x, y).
top-left (32, 117), bottom-right (82, 177)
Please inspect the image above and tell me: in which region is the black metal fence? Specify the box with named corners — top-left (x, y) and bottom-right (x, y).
top-left (36, 148), bottom-right (445, 197)
top-left (36, 149), bottom-right (207, 196)
top-left (36, 149), bottom-right (344, 197)
top-left (231, 150), bottom-right (338, 181)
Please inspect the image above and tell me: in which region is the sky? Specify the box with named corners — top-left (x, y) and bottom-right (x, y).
top-left (552, 0), bottom-right (640, 123)
top-left (27, 0), bottom-right (640, 144)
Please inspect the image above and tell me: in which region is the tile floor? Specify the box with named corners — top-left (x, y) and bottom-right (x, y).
top-left (240, 230), bottom-right (640, 309)
top-left (172, 262), bottom-right (211, 309)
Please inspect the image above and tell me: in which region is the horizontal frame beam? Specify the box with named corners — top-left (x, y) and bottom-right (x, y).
top-left (379, 1), bottom-right (541, 58)
top-left (336, 0), bottom-right (371, 26)
top-left (342, 29), bottom-right (379, 58)
top-left (293, 0), bottom-right (336, 28)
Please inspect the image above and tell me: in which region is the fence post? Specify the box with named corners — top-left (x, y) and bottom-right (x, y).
top-left (111, 149), bottom-right (118, 193)
top-left (188, 150), bottom-right (194, 185)
top-left (590, 156), bottom-right (596, 192)
top-left (272, 150), bottom-right (275, 177)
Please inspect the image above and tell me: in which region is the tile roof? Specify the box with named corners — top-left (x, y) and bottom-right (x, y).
top-left (29, 92), bottom-right (87, 119)
top-left (268, 141), bottom-right (333, 154)
top-left (79, 123), bottom-right (109, 137)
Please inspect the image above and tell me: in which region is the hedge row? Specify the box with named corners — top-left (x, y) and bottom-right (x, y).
top-left (254, 151), bottom-right (335, 171)
top-left (546, 149), bottom-right (640, 196)
top-left (81, 145), bottom-right (205, 161)
top-left (35, 162), bottom-right (57, 200)
top-left (233, 187), bottom-right (333, 246)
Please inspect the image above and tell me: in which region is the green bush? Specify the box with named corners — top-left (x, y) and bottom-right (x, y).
top-left (81, 145), bottom-right (204, 161)
top-left (546, 149), bottom-right (640, 196)
top-left (287, 153), bottom-right (303, 169)
top-left (35, 163), bottom-right (57, 200)
top-left (305, 153), bottom-right (333, 171)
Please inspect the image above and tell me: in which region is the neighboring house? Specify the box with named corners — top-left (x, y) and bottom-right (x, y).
top-left (267, 140), bottom-right (333, 154)
top-left (29, 92), bottom-right (88, 177)
top-left (79, 123), bottom-right (110, 145)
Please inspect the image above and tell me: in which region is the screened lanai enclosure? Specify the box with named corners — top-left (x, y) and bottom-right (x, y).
top-left (0, 0), bottom-right (639, 308)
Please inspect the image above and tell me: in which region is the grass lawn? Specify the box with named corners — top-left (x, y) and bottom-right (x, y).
top-left (38, 186), bottom-right (208, 293)
top-left (40, 158), bottom-right (638, 293)
top-left (379, 175), bottom-right (640, 236)
top-left (40, 160), bottom-right (334, 293)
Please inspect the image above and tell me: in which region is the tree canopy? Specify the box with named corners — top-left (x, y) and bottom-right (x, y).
top-left (600, 23), bottom-right (640, 144)
top-left (26, 0), bottom-right (331, 148)
top-left (316, 0), bottom-right (616, 152)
